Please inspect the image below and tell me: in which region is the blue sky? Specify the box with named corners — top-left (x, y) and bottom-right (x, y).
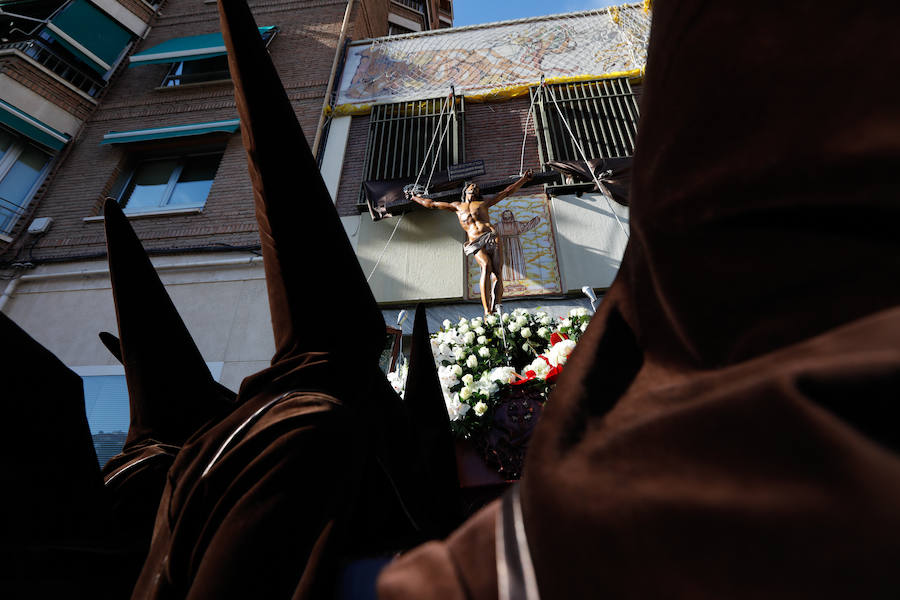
top-left (452, 0), bottom-right (619, 27)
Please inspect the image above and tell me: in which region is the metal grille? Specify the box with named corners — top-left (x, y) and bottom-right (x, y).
top-left (362, 95), bottom-right (464, 185)
top-left (531, 77), bottom-right (639, 165)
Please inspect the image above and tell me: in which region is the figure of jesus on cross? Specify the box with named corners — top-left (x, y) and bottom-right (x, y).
top-left (408, 170), bottom-right (533, 315)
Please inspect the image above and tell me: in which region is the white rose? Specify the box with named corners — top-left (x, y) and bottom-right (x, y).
top-left (488, 366), bottom-right (516, 384)
top-left (537, 327), bottom-right (549, 338)
top-left (477, 335), bottom-right (487, 345)
top-left (508, 322), bottom-right (520, 333)
top-left (521, 327), bottom-right (532, 338)
top-left (466, 354), bottom-right (478, 368)
top-left (522, 343), bottom-right (532, 352)
top-left (473, 401), bottom-right (488, 416)
top-left (451, 364), bottom-right (463, 377)
top-left (439, 343), bottom-right (450, 356)
top-left (548, 339), bottom-right (577, 366)
top-left (475, 375), bottom-right (499, 396)
top-left (459, 386), bottom-right (473, 400)
top-left (475, 326), bottom-right (485, 336)
top-left (471, 317), bottom-right (483, 327)
top-left (581, 322), bottom-right (588, 332)
top-left (529, 357), bottom-right (552, 378)
top-left (536, 311), bottom-right (547, 319)
top-left (501, 313), bottom-right (510, 323)
top-left (478, 346), bottom-right (490, 358)
top-left (494, 328), bottom-right (503, 338)
top-left (453, 346), bottom-right (465, 360)
top-left (570, 307), bottom-right (590, 318)
top-left (458, 323), bottom-right (470, 333)
top-left (516, 315), bottom-right (528, 327)
top-left (462, 373), bottom-right (474, 385)
top-left (561, 318), bottom-right (572, 328)
top-left (540, 316), bottom-right (552, 326)
top-left (443, 319), bottom-right (452, 329)
top-left (485, 315), bottom-right (497, 325)
top-left (463, 331), bottom-right (476, 344)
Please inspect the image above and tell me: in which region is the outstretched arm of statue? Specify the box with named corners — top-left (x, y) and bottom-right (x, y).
top-left (488, 169), bottom-right (534, 207)
top-left (409, 193), bottom-right (456, 211)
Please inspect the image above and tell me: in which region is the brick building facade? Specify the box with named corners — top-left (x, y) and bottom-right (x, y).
top-left (0, 0), bottom-right (454, 462)
top-left (1, 1), bottom-right (649, 466)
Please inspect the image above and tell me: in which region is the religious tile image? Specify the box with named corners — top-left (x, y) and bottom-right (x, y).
top-left (466, 195), bottom-right (561, 299)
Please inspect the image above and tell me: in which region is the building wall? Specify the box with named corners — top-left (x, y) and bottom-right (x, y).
top-left (14, 0), bottom-right (358, 264)
top-left (335, 93), bottom-right (630, 301)
top-left (358, 207), bottom-right (464, 303)
top-left (0, 56), bottom-right (97, 124)
top-left (1, 253), bottom-right (274, 391)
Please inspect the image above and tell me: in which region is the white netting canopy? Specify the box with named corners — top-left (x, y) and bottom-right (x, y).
top-left (335, 2), bottom-right (652, 111)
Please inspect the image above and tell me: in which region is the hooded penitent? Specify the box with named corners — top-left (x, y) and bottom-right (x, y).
top-left (379, 2), bottom-right (900, 598)
top-left (0, 313), bottom-right (133, 597)
top-left (100, 198), bottom-right (236, 563)
top-left (130, 0), bottom-right (419, 597)
top-left (402, 304), bottom-right (463, 539)
top-left (103, 198), bottom-right (235, 451)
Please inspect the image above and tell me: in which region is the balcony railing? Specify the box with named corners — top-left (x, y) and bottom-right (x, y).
top-left (0, 38), bottom-right (105, 97)
top-left (393, 0), bottom-right (425, 14)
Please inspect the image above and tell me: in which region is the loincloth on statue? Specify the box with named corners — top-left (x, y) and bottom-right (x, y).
top-left (464, 231), bottom-right (499, 258)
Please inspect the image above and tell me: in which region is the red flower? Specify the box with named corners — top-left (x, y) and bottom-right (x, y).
top-left (550, 331), bottom-right (569, 346)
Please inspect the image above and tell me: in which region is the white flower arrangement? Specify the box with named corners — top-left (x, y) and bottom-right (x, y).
top-left (387, 361), bottom-right (409, 397)
top-left (428, 306), bottom-right (592, 438)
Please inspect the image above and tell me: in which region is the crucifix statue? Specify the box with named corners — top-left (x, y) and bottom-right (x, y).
top-left (408, 170), bottom-right (533, 315)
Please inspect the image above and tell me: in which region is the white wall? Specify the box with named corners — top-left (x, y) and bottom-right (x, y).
top-left (0, 74), bottom-right (85, 137)
top-left (551, 192), bottom-right (629, 292)
top-left (1, 254), bottom-right (275, 392)
top-left (356, 209), bottom-right (465, 303)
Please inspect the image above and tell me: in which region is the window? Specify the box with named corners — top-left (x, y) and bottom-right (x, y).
top-left (75, 362), bottom-right (223, 466)
top-left (0, 127), bottom-right (52, 235)
top-left (80, 372), bottom-right (130, 467)
top-left (41, 0), bottom-right (134, 77)
top-left (155, 27), bottom-right (277, 87)
top-left (531, 77), bottom-right (640, 165)
top-left (388, 23), bottom-right (415, 36)
top-left (114, 150), bottom-right (223, 215)
top-left (360, 95), bottom-right (465, 212)
top-left (163, 54), bottom-right (230, 87)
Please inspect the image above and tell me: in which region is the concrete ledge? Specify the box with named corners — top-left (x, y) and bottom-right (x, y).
top-left (83, 206), bottom-right (204, 222)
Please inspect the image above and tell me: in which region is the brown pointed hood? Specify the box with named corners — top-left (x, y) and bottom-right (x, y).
top-left (218, 0), bottom-right (385, 373)
top-left (103, 198), bottom-right (233, 448)
top-left (403, 304), bottom-right (462, 539)
top-left (0, 312), bottom-right (110, 545)
top-left (617, 2), bottom-right (900, 369)
top-left (99, 330), bottom-right (236, 406)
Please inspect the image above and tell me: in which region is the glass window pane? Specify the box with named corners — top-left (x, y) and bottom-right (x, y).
top-left (0, 144), bottom-right (50, 232)
top-left (81, 375), bottom-right (130, 467)
top-left (0, 129), bottom-right (14, 160)
top-left (122, 158), bottom-right (178, 212)
top-left (167, 153), bottom-right (220, 207)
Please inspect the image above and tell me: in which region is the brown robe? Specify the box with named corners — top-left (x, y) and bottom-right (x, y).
top-left (130, 0), bottom-right (427, 596)
top-left (379, 1), bottom-right (900, 598)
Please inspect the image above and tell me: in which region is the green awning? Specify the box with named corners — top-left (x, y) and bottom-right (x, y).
top-left (0, 99), bottom-right (70, 151)
top-left (44, 0), bottom-right (132, 75)
top-left (100, 119), bottom-right (240, 144)
top-left (130, 26), bottom-right (276, 66)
